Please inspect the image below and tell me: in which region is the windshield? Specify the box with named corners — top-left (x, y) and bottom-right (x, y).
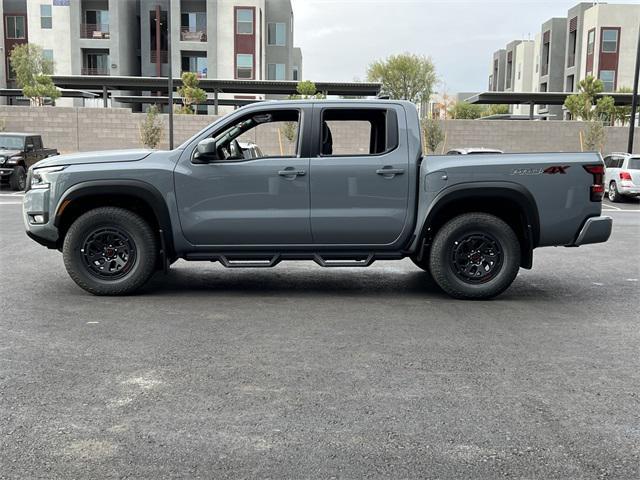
top-left (0, 135), bottom-right (24, 150)
top-left (628, 158), bottom-right (640, 170)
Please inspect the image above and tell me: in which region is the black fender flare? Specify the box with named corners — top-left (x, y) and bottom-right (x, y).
top-left (418, 182), bottom-right (540, 267)
top-left (54, 179), bottom-right (175, 259)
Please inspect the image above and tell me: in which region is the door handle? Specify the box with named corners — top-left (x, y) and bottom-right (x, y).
top-left (278, 168), bottom-right (306, 177)
top-left (376, 167), bottom-right (405, 176)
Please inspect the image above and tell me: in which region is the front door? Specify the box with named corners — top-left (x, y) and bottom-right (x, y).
top-left (174, 107), bottom-right (312, 246)
top-left (309, 105), bottom-right (410, 246)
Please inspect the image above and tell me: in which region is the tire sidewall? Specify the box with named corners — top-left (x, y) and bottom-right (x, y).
top-left (63, 209), bottom-right (156, 294)
top-left (430, 214), bottom-right (520, 299)
top-left (10, 166), bottom-right (26, 191)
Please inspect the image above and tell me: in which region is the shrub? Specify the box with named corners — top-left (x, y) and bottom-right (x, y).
top-left (139, 105), bottom-right (164, 149)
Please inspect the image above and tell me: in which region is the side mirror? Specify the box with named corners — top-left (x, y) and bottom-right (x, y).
top-left (192, 138), bottom-right (218, 163)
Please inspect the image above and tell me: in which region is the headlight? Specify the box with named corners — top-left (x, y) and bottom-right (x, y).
top-left (30, 165), bottom-right (67, 190)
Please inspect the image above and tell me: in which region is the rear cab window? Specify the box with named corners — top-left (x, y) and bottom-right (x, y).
top-left (318, 108), bottom-right (399, 157)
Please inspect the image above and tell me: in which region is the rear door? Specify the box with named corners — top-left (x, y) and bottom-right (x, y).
top-left (309, 104), bottom-right (409, 246)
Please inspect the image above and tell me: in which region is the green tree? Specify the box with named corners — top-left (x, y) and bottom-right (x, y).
top-left (614, 86), bottom-right (633, 126)
top-left (595, 96), bottom-right (615, 125)
top-left (9, 43), bottom-right (59, 106)
top-left (288, 80), bottom-right (326, 100)
top-left (448, 101), bottom-right (485, 119)
top-left (366, 53), bottom-right (437, 104)
top-left (484, 104), bottom-right (510, 116)
top-left (422, 118), bottom-right (445, 154)
top-left (177, 72), bottom-right (207, 114)
top-left (139, 105), bottom-right (164, 149)
top-left (563, 75), bottom-right (604, 121)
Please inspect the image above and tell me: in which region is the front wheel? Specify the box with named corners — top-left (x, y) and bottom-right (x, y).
top-left (429, 213), bottom-right (521, 300)
top-left (9, 166), bottom-right (26, 191)
top-left (63, 207), bottom-right (158, 295)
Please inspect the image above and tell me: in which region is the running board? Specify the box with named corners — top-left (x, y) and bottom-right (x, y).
top-left (186, 252), bottom-right (384, 268)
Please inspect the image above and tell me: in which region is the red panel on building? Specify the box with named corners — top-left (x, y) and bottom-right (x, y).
top-left (598, 26), bottom-right (621, 89)
top-left (3, 12), bottom-right (29, 84)
top-left (234, 6), bottom-right (256, 80)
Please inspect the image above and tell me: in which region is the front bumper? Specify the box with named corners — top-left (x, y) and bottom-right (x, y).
top-left (570, 216), bottom-right (613, 246)
top-left (0, 167), bottom-right (15, 177)
top-left (23, 187), bottom-right (59, 248)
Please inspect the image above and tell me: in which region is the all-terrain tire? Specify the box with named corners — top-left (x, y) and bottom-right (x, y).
top-left (429, 213), bottom-right (521, 300)
top-left (9, 165), bottom-right (26, 191)
top-left (63, 207), bottom-right (157, 295)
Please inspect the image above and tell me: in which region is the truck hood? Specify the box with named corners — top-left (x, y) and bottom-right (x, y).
top-left (32, 149), bottom-right (154, 169)
top-left (0, 149), bottom-right (22, 158)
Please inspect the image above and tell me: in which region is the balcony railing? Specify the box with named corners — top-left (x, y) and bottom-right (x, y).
top-left (80, 23), bottom-right (110, 39)
top-left (81, 67), bottom-right (109, 76)
top-left (150, 50), bottom-right (168, 64)
top-left (180, 27), bottom-right (207, 42)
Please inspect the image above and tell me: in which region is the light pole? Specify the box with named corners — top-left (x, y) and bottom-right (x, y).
top-left (167, 0), bottom-right (174, 150)
top-left (628, 24), bottom-right (640, 154)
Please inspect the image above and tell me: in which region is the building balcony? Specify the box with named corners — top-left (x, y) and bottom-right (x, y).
top-left (150, 50), bottom-right (168, 64)
top-left (181, 27), bottom-right (207, 42)
top-left (81, 23), bottom-right (110, 39)
top-left (81, 67), bottom-right (110, 75)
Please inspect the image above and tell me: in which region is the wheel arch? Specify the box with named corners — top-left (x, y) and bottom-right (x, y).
top-left (417, 182), bottom-right (540, 269)
top-left (54, 180), bottom-right (175, 262)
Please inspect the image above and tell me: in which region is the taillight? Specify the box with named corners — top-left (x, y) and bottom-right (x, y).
top-left (583, 165), bottom-right (605, 202)
top-left (620, 171), bottom-right (632, 181)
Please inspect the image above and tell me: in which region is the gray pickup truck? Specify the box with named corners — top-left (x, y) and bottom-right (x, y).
top-left (23, 100), bottom-right (612, 299)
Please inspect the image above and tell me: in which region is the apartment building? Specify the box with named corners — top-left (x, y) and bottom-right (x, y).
top-left (487, 1), bottom-right (640, 120)
top-left (2, 0), bottom-right (302, 109)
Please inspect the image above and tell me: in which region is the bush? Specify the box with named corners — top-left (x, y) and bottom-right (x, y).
top-left (422, 118), bottom-right (444, 154)
top-left (583, 121), bottom-right (606, 153)
top-left (139, 105), bottom-right (164, 149)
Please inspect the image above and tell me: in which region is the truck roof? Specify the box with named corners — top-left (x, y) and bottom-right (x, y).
top-left (0, 132), bottom-right (37, 137)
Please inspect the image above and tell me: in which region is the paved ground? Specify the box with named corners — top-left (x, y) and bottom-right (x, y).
top-left (1, 192), bottom-right (639, 479)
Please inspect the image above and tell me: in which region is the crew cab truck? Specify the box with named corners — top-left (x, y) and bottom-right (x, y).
top-left (0, 133), bottom-right (59, 190)
top-left (23, 100), bottom-right (612, 299)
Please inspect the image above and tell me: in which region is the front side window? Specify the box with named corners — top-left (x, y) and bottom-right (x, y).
top-left (587, 29), bottom-right (595, 55)
top-left (319, 109), bottom-right (398, 157)
top-left (40, 4), bottom-right (52, 29)
top-left (236, 8), bottom-right (253, 34)
top-left (6, 16), bottom-right (26, 39)
top-left (209, 109), bottom-right (301, 161)
top-left (601, 29), bottom-right (618, 53)
top-left (236, 54), bottom-right (253, 79)
top-left (267, 63), bottom-right (285, 80)
top-left (267, 23), bottom-right (286, 46)
top-left (599, 70), bottom-right (615, 92)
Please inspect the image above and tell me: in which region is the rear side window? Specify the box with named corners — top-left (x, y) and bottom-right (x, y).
top-left (319, 108), bottom-right (398, 157)
top-left (628, 158), bottom-right (640, 170)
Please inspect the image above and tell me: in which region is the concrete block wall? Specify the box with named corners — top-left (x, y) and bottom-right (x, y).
top-left (1, 106), bottom-right (638, 155)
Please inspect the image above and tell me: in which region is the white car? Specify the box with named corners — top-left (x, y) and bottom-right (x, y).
top-left (603, 153), bottom-right (640, 202)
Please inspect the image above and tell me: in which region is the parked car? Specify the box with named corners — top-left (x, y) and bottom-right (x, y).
top-left (603, 152), bottom-right (640, 202)
top-left (0, 133), bottom-right (59, 190)
top-left (447, 148), bottom-right (504, 155)
top-left (23, 100), bottom-right (611, 299)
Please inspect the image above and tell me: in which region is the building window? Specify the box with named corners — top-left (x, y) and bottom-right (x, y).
top-left (599, 70), bottom-right (615, 92)
top-left (5, 16), bottom-right (26, 39)
top-left (267, 22), bottom-right (286, 46)
top-left (7, 58), bottom-right (16, 80)
top-left (292, 66), bottom-right (299, 81)
top-left (236, 9), bottom-right (253, 35)
top-left (181, 55), bottom-right (207, 78)
top-left (587, 29), bottom-right (595, 55)
top-left (43, 49), bottom-right (54, 63)
top-left (566, 74), bottom-right (574, 92)
top-left (601, 29), bottom-right (618, 53)
top-left (267, 63), bottom-right (285, 80)
top-left (236, 54), bottom-right (253, 79)
top-left (40, 4), bottom-right (53, 29)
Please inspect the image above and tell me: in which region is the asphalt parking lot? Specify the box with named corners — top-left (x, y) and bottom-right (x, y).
top-left (1, 191), bottom-right (639, 479)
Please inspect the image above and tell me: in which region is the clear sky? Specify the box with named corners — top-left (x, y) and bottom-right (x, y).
top-left (291, 0), bottom-right (640, 94)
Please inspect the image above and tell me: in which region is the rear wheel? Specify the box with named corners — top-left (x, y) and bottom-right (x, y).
top-left (9, 166), bottom-right (26, 191)
top-left (429, 213), bottom-right (521, 299)
top-left (608, 181), bottom-right (622, 203)
top-left (63, 207), bottom-right (157, 295)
